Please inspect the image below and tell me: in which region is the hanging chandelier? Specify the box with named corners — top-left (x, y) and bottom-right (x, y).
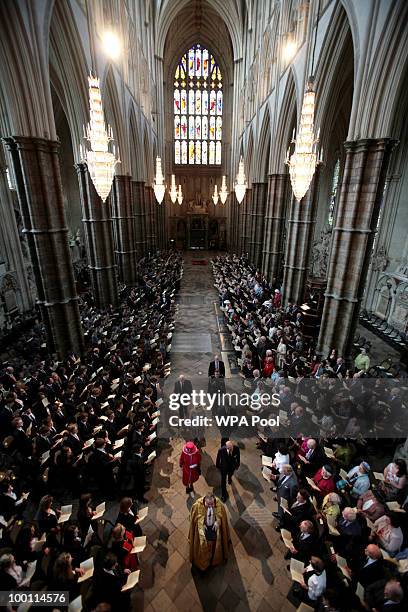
top-left (219, 176), bottom-right (228, 204)
top-left (169, 174), bottom-right (177, 203)
top-left (153, 156), bottom-right (165, 204)
top-left (234, 157), bottom-right (247, 204)
top-left (212, 184), bottom-right (219, 206)
top-left (80, 74), bottom-right (120, 202)
top-left (286, 0), bottom-right (323, 202)
top-left (176, 184), bottom-right (183, 205)
top-left (286, 80), bottom-right (321, 201)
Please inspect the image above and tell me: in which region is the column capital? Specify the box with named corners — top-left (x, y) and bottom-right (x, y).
top-left (114, 174), bottom-right (132, 183)
top-left (3, 135), bottom-right (60, 154)
top-left (344, 137), bottom-right (398, 154)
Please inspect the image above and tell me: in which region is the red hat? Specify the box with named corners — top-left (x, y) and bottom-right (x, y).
top-left (184, 441), bottom-right (197, 453)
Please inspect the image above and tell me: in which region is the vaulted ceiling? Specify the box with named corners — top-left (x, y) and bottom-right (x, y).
top-left (155, 0), bottom-right (245, 60)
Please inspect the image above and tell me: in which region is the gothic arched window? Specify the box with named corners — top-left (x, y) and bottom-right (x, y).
top-left (174, 45), bottom-right (223, 165)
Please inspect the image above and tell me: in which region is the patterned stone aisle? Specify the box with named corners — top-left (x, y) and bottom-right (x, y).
top-left (132, 253), bottom-right (295, 612)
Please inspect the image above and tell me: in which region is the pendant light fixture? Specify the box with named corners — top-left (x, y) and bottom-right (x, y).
top-left (286, 0), bottom-right (323, 202)
top-left (153, 156), bottom-right (165, 204)
top-left (234, 157), bottom-right (247, 204)
top-left (219, 175), bottom-right (228, 204)
top-left (80, 75), bottom-right (120, 202)
top-left (177, 184), bottom-right (183, 205)
top-left (212, 184), bottom-right (219, 206)
top-left (169, 174), bottom-right (177, 203)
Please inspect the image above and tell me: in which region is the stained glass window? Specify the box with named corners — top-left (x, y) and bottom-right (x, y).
top-left (174, 44), bottom-right (222, 165)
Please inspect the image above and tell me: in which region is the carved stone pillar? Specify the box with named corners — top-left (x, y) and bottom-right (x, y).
top-left (262, 173), bottom-right (289, 285)
top-left (248, 182), bottom-right (266, 264)
top-left (156, 202), bottom-right (165, 250)
top-left (144, 185), bottom-right (157, 253)
top-left (4, 137), bottom-right (84, 356)
top-left (318, 138), bottom-right (396, 358)
top-left (251, 181), bottom-right (268, 268)
top-left (240, 188), bottom-right (252, 257)
top-left (131, 181), bottom-right (147, 256)
top-left (283, 169), bottom-right (320, 304)
top-left (111, 175), bottom-right (137, 285)
top-left (76, 163), bottom-right (118, 308)
top-left (229, 197), bottom-right (240, 253)
top-left (0, 163), bottom-right (33, 311)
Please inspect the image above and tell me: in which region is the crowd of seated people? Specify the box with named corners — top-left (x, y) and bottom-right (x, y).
top-left (213, 254), bottom-right (408, 611)
top-left (0, 251), bottom-right (182, 611)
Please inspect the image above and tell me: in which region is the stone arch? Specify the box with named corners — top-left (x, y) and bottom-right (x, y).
top-left (314, 3), bottom-right (354, 156)
top-left (373, 274), bottom-right (397, 322)
top-left (143, 123), bottom-right (154, 185)
top-left (360, 1), bottom-right (408, 137)
top-left (255, 105), bottom-right (271, 181)
top-left (129, 104), bottom-right (144, 181)
top-left (311, 3), bottom-right (354, 273)
top-left (48, 0), bottom-right (89, 159)
top-left (103, 66), bottom-right (128, 175)
top-left (0, 1), bottom-right (54, 137)
top-left (245, 126), bottom-right (255, 186)
top-left (157, 0), bottom-right (243, 62)
top-left (272, 68), bottom-right (297, 173)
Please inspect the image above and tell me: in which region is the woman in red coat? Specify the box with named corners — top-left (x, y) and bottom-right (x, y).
top-left (313, 464), bottom-right (336, 497)
top-left (180, 441), bottom-right (202, 497)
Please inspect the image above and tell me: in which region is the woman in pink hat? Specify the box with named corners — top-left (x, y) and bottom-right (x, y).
top-left (179, 441), bottom-right (202, 497)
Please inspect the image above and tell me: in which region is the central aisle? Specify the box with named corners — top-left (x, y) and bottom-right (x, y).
top-left (135, 253), bottom-right (295, 612)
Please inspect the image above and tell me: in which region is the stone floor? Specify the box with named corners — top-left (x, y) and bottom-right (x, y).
top-left (132, 253), bottom-right (295, 612)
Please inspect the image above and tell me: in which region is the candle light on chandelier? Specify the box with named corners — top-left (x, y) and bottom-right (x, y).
top-left (212, 184), bottom-right (219, 206)
top-left (153, 156), bottom-right (166, 204)
top-left (286, 0), bottom-right (323, 202)
top-left (176, 184), bottom-right (183, 205)
top-left (234, 157), bottom-right (247, 204)
top-left (219, 175), bottom-right (228, 204)
top-left (286, 79), bottom-right (322, 201)
top-left (169, 174), bottom-right (177, 203)
top-left (80, 74), bottom-right (120, 202)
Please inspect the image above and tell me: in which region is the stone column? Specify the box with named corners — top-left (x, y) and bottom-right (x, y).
top-left (248, 182), bottom-right (263, 263)
top-left (283, 169), bottom-right (320, 304)
top-left (318, 138), bottom-right (396, 358)
top-left (144, 185), bottom-right (156, 254)
top-left (251, 181), bottom-right (268, 268)
top-left (111, 175), bottom-right (137, 285)
top-left (240, 188), bottom-right (252, 257)
top-left (228, 196), bottom-right (239, 253)
top-left (76, 163), bottom-right (118, 308)
top-left (131, 180), bottom-right (147, 256)
top-left (262, 173), bottom-right (289, 285)
top-left (0, 163), bottom-right (33, 311)
top-left (150, 188), bottom-right (158, 251)
top-left (156, 202), bottom-right (165, 250)
top-left (4, 136), bottom-right (84, 356)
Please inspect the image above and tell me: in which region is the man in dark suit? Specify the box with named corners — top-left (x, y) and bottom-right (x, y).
top-left (208, 355), bottom-right (226, 393)
top-left (208, 355), bottom-right (225, 378)
top-left (216, 439), bottom-right (240, 501)
top-left (63, 423), bottom-right (83, 457)
top-left (11, 417), bottom-right (33, 458)
top-left (299, 438), bottom-right (326, 477)
top-left (273, 464), bottom-right (298, 521)
top-left (173, 374), bottom-right (193, 419)
top-left (365, 579), bottom-right (404, 612)
top-left (87, 439), bottom-right (118, 499)
top-left (353, 544), bottom-right (388, 588)
top-left (91, 552), bottom-right (129, 612)
top-left (286, 520), bottom-right (320, 563)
